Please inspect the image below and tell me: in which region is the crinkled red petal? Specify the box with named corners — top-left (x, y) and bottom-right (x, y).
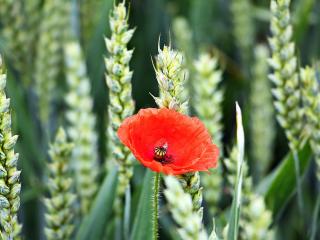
top-left (117, 108), bottom-right (219, 175)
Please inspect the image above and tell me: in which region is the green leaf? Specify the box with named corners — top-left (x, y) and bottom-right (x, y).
top-left (76, 167), bottom-right (118, 240)
top-left (130, 170), bottom-right (154, 240)
top-left (124, 185), bottom-right (131, 240)
top-left (227, 103), bottom-right (245, 240)
top-left (159, 215), bottom-right (181, 240)
top-left (85, 0), bottom-right (113, 161)
top-left (227, 163), bottom-right (244, 240)
top-left (7, 71), bottom-right (44, 171)
top-left (310, 194), bottom-right (320, 240)
top-left (293, 0), bottom-right (315, 43)
top-left (86, 0), bottom-right (112, 91)
top-left (258, 142), bottom-right (312, 216)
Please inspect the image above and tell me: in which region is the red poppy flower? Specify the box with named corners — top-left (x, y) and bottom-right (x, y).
top-left (117, 108), bottom-right (219, 175)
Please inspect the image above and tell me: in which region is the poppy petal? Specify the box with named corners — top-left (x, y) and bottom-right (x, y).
top-left (117, 108), bottom-right (219, 175)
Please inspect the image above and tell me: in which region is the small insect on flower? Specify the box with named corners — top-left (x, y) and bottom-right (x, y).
top-left (117, 108), bottom-right (219, 175)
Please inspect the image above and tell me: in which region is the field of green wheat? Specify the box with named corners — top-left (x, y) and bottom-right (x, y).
top-left (0, 0), bottom-right (319, 239)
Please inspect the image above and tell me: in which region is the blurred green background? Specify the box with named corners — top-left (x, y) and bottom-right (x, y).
top-left (1, 0), bottom-right (320, 239)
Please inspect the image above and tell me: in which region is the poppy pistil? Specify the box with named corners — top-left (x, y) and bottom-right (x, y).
top-left (154, 143), bottom-right (172, 164)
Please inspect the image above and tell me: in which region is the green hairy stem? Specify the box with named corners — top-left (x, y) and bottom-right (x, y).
top-left (152, 173), bottom-right (160, 240)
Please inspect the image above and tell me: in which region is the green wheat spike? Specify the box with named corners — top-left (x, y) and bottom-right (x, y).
top-left (64, 41), bottom-right (99, 215)
top-left (250, 45), bottom-right (275, 178)
top-left (172, 17), bottom-right (195, 110)
top-left (35, 0), bottom-right (70, 125)
top-left (0, 1), bottom-right (28, 79)
top-left (104, 1), bottom-right (135, 215)
top-left (193, 53), bottom-right (224, 215)
top-left (164, 176), bottom-right (208, 240)
top-left (268, 0), bottom-right (304, 211)
top-left (44, 128), bottom-right (75, 240)
top-left (268, 0), bottom-right (303, 151)
top-left (225, 146), bottom-right (274, 239)
top-left (153, 45), bottom-right (188, 113)
top-left (230, 0), bottom-right (255, 67)
top-left (0, 56), bottom-right (22, 240)
top-left (301, 66), bottom-right (320, 181)
top-left (0, 0), bottom-right (42, 86)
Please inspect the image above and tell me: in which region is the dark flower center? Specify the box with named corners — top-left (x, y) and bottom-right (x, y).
top-left (153, 143), bottom-right (172, 164)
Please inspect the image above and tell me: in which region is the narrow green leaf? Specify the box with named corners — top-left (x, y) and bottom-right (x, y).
top-left (76, 167), bottom-right (118, 240)
top-left (21, 184), bottom-right (46, 203)
top-left (130, 170), bottom-right (154, 240)
top-left (86, 0), bottom-right (112, 88)
top-left (258, 142), bottom-right (312, 215)
top-left (104, 218), bottom-right (117, 239)
top-left (7, 71), bottom-right (44, 169)
top-left (85, 0), bottom-right (113, 160)
top-left (293, 0), bottom-right (316, 43)
top-left (159, 215), bottom-right (180, 240)
top-left (310, 193), bottom-right (320, 240)
top-left (124, 185), bottom-right (131, 240)
top-left (227, 103), bottom-right (245, 240)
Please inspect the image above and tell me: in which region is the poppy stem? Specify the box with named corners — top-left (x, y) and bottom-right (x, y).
top-left (152, 172), bottom-right (160, 240)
